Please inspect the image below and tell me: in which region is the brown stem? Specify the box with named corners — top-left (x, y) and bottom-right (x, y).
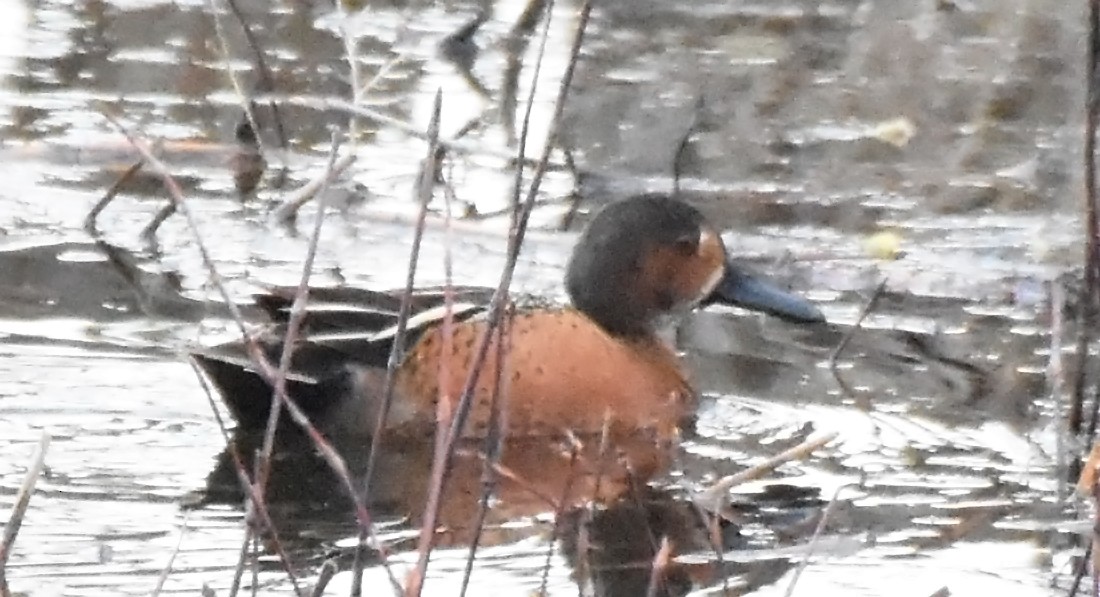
top-left (0, 433), bottom-right (50, 597)
top-left (829, 278), bottom-right (888, 407)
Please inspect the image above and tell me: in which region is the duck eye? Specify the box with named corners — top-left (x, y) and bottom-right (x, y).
top-left (673, 231), bottom-right (700, 255)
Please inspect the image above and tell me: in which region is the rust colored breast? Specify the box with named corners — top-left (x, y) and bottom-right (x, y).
top-left (394, 308), bottom-right (694, 441)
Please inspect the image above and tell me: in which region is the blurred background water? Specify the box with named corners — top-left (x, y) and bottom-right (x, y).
top-left (0, 0), bottom-right (1088, 595)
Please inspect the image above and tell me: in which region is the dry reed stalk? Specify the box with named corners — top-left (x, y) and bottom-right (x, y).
top-left (220, 0), bottom-right (287, 149)
top-left (83, 159), bottom-right (143, 234)
top-left (1071, 0), bottom-right (1100, 479)
top-left (271, 153), bottom-right (358, 224)
top-left (256, 133), bottom-right (340, 488)
top-left (538, 439), bottom-right (583, 597)
top-left (315, 97), bottom-right (564, 167)
top-left (151, 513), bottom-right (189, 597)
top-left (1050, 281), bottom-right (1068, 502)
top-left (403, 2), bottom-right (593, 594)
top-left (644, 537), bottom-right (674, 597)
top-left (828, 278), bottom-right (887, 406)
top-left (227, 514), bottom-right (252, 597)
top-left (348, 89), bottom-right (444, 597)
top-left (205, 0), bottom-right (266, 160)
top-left (0, 433), bottom-right (50, 597)
top-left (693, 432), bottom-right (838, 515)
top-left (100, 114), bottom-right (400, 593)
top-left (458, 183), bottom-right (511, 597)
top-left (782, 485), bottom-right (848, 597)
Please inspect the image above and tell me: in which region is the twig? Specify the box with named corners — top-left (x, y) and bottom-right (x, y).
top-left (91, 239), bottom-right (162, 317)
top-left (364, 90), bottom-right (442, 490)
top-left (239, 334), bottom-right (397, 591)
top-left (190, 364), bottom-right (274, 597)
top-left (257, 133), bottom-right (341, 488)
top-left (189, 361), bottom-right (303, 597)
top-left (574, 515), bottom-right (593, 592)
top-left (829, 278), bottom-right (887, 406)
top-left (310, 558), bottom-right (339, 597)
top-left (0, 432), bottom-right (50, 597)
top-left (506, 0), bottom-right (552, 220)
top-left (455, 174), bottom-right (502, 597)
top-left (191, 364), bottom-right (278, 597)
top-left (312, 98), bottom-right (565, 167)
top-left (206, 0), bottom-right (266, 159)
top-left (480, 458), bottom-right (564, 510)
top-left (406, 395), bottom-right (454, 597)
top-left (671, 96), bottom-right (705, 196)
top-left (688, 463), bottom-right (731, 595)
top-left (84, 159), bottom-right (143, 235)
top-left (505, 0), bottom-right (590, 234)
top-left (1091, 463), bottom-right (1100, 597)
top-left (621, 459), bottom-right (663, 576)
top-left (233, 134), bottom-right (387, 595)
top-left (249, 532), bottom-right (260, 597)
top-left (189, 359), bottom-right (235, 445)
top-left (338, 1), bottom-right (363, 144)
top-left (557, 148), bottom-right (582, 230)
top-left (1051, 281), bottom-right (1068, 502)
top-left (443, 0), bottom-right (590, 457)
top-left (141, 200), bottom-right (177, 243)
top-left (539, 438), bottom-right (582, 597)
top-left (1071, 0), bottom-right (1100, 480)
top-left (432, 166), bottom-right (465, 593)
top-left (101, 111), bottom-right (252, 339)
top-left (455, 0), bottom-right (553, 586)
top-left (225, 469), bottom-right (306, 595)
top-left (500, 0), bottom-right (549, 143)
top-left (404, 3), bottom-right (592, 593)
top-left (271, 153), bottom-right (357, 224)
top-left (350, 90), bottom-right (442, 597)
top-left (644, 537), bottom-right (674, 597)
top-left (101, 113), bottom-right (307, 590)
top-left (573, 414), bottom-right (613, 591)
top-left (1070, 540), bottom-right (1091, 597)
top-left (359, 52), bottom-right (411, 98)
top-left (782, 485), bottom-right (847, 597)
top-left (692, 432), bottom-right (838, 515)
top-left (227, 522), bottom-right (251, 597)
top-left (151, 513), bottom-right (190, 597)
top-left (221, 0), bottom-right (288, 149)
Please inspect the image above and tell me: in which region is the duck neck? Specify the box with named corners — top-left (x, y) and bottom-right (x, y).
top-left (571, 306), bottom-right (677, 353)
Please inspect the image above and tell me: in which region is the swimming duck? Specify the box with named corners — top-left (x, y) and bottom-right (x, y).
top-left (192, 193), bottom-right (824, 448)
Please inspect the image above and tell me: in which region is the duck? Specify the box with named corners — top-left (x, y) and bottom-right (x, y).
top-left (191, 193), bottom-right (824, 453)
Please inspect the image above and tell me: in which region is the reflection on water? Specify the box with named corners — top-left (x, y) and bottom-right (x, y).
top-left (0, 0), bottom-right (1087, 595)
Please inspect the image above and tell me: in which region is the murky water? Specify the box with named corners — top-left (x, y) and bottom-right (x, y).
top-left (0, 0), bottom-right (1089, 595)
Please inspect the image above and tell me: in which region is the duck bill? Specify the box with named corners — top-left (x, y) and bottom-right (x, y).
top-left (708, 261), bottom-right (825, 324)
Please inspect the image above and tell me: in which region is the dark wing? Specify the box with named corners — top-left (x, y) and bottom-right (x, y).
top-left (191, 285), bottom-right (493, 431)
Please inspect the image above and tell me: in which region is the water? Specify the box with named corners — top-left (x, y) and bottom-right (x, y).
top-left (0, 0), bottom-right (1087, 595)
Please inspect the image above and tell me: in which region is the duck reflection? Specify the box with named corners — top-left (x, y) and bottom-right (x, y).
top-left (199, 426), bottom-right (757, 597)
